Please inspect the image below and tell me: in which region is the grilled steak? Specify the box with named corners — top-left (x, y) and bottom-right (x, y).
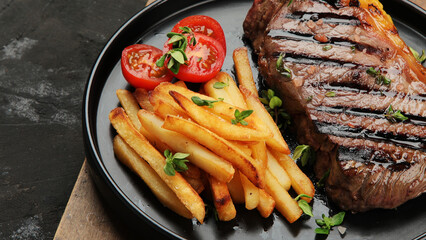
top-left (244, 0), bottom-right (426, 212)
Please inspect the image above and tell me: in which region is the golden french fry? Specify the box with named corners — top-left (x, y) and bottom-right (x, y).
top-left (265, 170), bottom-right (302, 223)
top-left (208, 175), bottom-right (237, 221)
top-left (138, 110), bottom-right (235, 183)
top-left (257, 189), bottom-right (275, 218)
top-left (230, 141), bottom-right (252, 157)
top-left (185, 177), bottom-right (205, 194)
top-left (240, 86), bottom-right (291, 154)
top-left (227, 171), bottom-right (245, 204)
top-left (113, 135), bottom-right (193, 218)
top-left (233, 47), bottom-right (258, 97)
top-left (152, 99), bottom-right (190, 120)
top-left (240, 173), bottom-right (259, 210)
top-left (109, 108), bottom-right (205, 223)
top-left (250, 140), bottom-right (267, 180)
top-left (116, 89), bottom-right (142, 130)
top-left (162, 115), bottom-right (264, 188)
top-left (133, 88), bottom-right (154, 112)
top-left (203, 72), bottom-right (247, 108)
top-left (271, 151), bottom-right (315, 202)
top-left (180, 163), bottom-right (204, 194)
top-left (267, 150), bottom-right (291, 191)
top-left (174, 80), bottom-right (187, 88)
top-left (169, 91), bottom-right (271, 141)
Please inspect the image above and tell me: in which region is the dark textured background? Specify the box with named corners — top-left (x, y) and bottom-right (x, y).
top-left (0, 1), bottom-right (147, 238)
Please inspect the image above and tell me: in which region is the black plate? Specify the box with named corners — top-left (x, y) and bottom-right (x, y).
top-left (83, 0), bottom-right (426, 239)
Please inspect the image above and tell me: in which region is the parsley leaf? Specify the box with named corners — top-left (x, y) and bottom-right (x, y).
top-left (366, 67), bottom-right (391, 87)
top-left (409, 47), bottom-right (426, 63)
top-left (213, 78), bottom-right (230, 89)
top-left (325, 91), bottom-right (336, 97)
top-left (163, 150), bottom-right (190, 176)
top-left (384, 104), bottom-right (408, 123)
top-left (276, 53), bottom-right (292, 79)
top-left (191, 96), bottom-right (222, 108)
top-left (231, 109), bottom-right (253, 126)
top-left (293, 145), bottom-right (314, 167)
top-left (315, 212), bottom-right (346, 235)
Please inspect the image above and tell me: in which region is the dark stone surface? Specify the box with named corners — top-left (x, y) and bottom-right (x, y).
top-left (0, 0), bottom-right (147, 238)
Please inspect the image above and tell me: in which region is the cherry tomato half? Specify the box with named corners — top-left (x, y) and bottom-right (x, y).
top-left (121, 44), bottom-right (173, 90)
top-left (163, 33), bottom-right (225, 82)
top-left (171, 15), bottom-right (226, 53)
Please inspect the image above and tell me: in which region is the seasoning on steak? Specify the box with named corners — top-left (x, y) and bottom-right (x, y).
top-left (244, 0), bottom-right (426, 212)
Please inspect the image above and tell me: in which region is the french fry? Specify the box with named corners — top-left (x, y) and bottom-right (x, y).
top-left (240, 173), bottom-right (259, 210)
top-left (152, 99), bottom-right (190, 120)
top-left (271, 151), bottom-right (315, 202)
top-left (204, 72), bottom-right (247, 108)
top-left (230, 141), bottom-right (252, 157)
top-left (109, 108), bottom-right (205, 222)
top-left (174, 80), bottom-right (187, 88)
top-left (233, 47), bottom-right (258, 97)
top-left (162, 115), bottom-right (264, 188)
top-left (169, 91), bottom-right (271, 141)
top-left (264, 170), bottom-right (302, 223)
top-left (116, 89), bottom-right (142, 130)
top-left (249, 141), bottom-right (267, 179)
top-left (267, 150), bottom-right (291, 191)
top-left (181, 163), bottom-right (205, 194)
top-left (133, 88), bottom-right (154, 112)
top-left (208, 175), bottom-right (237, 221)
top-left (138, 110), bottom-right (235, 183)
top-left (241, 86), bottom-right (291, 154)
top-left (227, 171), bottom-right (245, 204)
top-left (113, 135), bottom-right (193, 219)
top-left (257, 189), bottom-right (275, 218)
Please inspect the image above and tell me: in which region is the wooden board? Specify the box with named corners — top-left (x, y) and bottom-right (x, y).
top-left (54, 0), bottom-right (425, 239)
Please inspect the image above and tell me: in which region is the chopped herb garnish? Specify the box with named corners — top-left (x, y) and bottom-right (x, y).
top-left (322, 45), bottom-right (333, 51)
top-left (213, 78), bottom-right (230, 89)
top-left (293, 145), bottom-right (314, 167)
top-left (384, 104), bottom-right (408, 123)
top-left (306, 95), bottom-right (313, 102)
top-left (259, 89), bottom-right (291, 130)
top-left (163, 150), bottom-right (190, 176)
top-left (156, 26), bottom-right (196, 74)
top-left (231, 109), bottom-right (253, 126)
top-left (315, 212), bottom-right (346, 235)
top-left (366, 67), bottom-right (391, 86)
top-left (276, 53), bottom-right (292, 79)
top-left (317, 169), bottom-right (330, 187)
top-left (351, 46), bottom-right (356, 52)
top-left (409, 47), bottom-right (426, 63)
top-left (325, 91), bottom-right (336, 97)
top-left (288, 0), bottom-right (294, 6)
top-left (191, 96), bottom-right (222, 108)
top-left (294, 194), bottom-right (313, 217)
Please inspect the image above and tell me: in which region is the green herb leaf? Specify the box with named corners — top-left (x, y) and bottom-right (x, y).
top-left (191, 96), bottom-right (221, 108)
top-left (315, 228), bottom-right (330, 235)
top-left (276, 53), bottom-right (292, 79)
top-left (366, 67), bottom-right (379, 77)
top-left (322, 45), bottom-right (333, 51)
top-left (292, 145), bottom-right (310, 161)
top-left (366, 67), bottom-right (392, 87)
top-left (232, 109), bottom-right (254, 125)
top-left (298, 199), bottom-right (313, 217)
top-left (269, 96), bottom-right (282, 109)
top-left (330, 212), bottom-right (345, 226)
top-left (163, 150), bottom-right (190, 176)
top-left (409, 47), bottom-right (426, 63)
top-left (351, 46), bottom-right (356, 53)
top-left (325, 91), bottom-right (336, 97)
top-left (306, 95), bottom-right (313, 102)
top-left (317, 169), bottom-right (330, 187)
top-left (294, 194), bottom-right (312, 201)
top-left (213, 79), bottom-right (229, 89)
top-left (170, 50), bottom-right (185, 64)
top-left (288, 0), bottom-right (294, 6)
top-left (384, 104), bottom-right (408, 123)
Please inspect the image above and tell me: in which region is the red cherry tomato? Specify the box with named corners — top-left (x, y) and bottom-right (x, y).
top-left (163, 33), bottom-right (225, 82)
top-left (121, 44), bottom-right (173, 90)
top-left (171, 15), bottom-right (226, 53)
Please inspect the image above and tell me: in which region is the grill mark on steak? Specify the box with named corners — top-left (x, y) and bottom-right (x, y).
top-left (314, 121), bottom-right (425, 150)
top-left (285, 12), bottom-right (360, 25)
top-left (314, 106), bottom-right (426, 126)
